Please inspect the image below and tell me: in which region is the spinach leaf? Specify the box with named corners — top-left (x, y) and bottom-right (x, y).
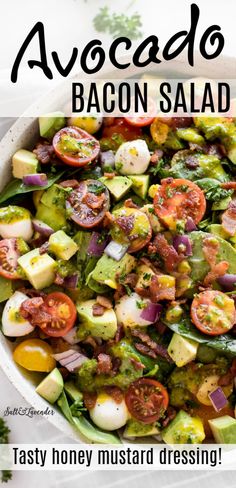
top-left (195, 178), bottom-right (232, 202)
top-left (0, 171), bottom-right (65, 204)
top-left (165, 318), bottom-right (236, 356)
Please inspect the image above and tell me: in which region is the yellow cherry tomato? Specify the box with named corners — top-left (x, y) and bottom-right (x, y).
top-left (13, 339), bottom-right (56, 372)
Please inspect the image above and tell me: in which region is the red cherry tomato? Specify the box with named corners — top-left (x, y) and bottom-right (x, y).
top-left (0, 238), bottom-right (21, 279)
top-left (53, 126), bottom-right (100, 167)
top-left (191, 290), bottom-right (236, 336)
top-left (38, 292), bottom-right (77, 337)
top-left (125, 97), bottom-right (156, 127)
top-left (66, 179), bottom-right (110, 228)
top-left (102, 118), bottom-right (142, 140)
top-left (125, 378), bottom-right (169, 424)
top-left (154, 178), bottom-right (206, 229)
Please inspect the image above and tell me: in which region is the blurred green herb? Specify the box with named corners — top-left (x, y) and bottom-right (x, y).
top-left (0, 418), bottom-right (12, 483)
top-left (93, 6), bottom-right (143, 39)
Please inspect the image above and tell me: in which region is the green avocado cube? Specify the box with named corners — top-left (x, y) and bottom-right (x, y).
top-left (123, 419), bottom-right (160, 439)
top-left (39, 111), bottom-right (65, 139)
top-left (77, 299), bottom-right (117, 340)
top-left (18, 249), bottom-right (56, 290)
top-left (207, 224), bottom-right (230, 240)
top-left (99, 176), bottom-right (132, 201)
top-left (40, 184), bottom-right (67, 210)
top-left (167, 333), bottom-right (198, 367)
top-left (0, 276), bottom-right (13, 302)
top-left (36, 203), bottom-right (67, 231)
top-left (208, 416), bottom-right (236, 443)
top-left (36, 368), bottom-right (64, 403)
top-left (49, 231), bottom-right (78, 260)
top-left (162, 410), bottom-right (205, 444)
top-left (91, 253), bottom-right (137, 289)
top-left (129, 175), bottom-right (150, 199)
top-left (12, 149), bottom-right (38, 179)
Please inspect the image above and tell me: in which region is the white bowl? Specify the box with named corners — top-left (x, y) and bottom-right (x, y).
top-left (0, 55), bottom-right (235, 443)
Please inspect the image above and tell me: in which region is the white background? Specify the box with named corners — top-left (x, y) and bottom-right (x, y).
top-left (0, 0), bottom-right (236, 486)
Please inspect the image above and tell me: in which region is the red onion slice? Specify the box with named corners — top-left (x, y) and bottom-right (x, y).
top-left (208, 387), bottom-right (228, 412)
top-left (53, 349), bottom-right (87, 372)
top-left (63, 274), bottom-right (79, 289)
top-left (185, 217), bottom-right (197, 232)
top-left (87, 232), bottom-right (108, 257)
top-left (32, 219), bottom-right (54, 237)
top-left (63, 327), bottom-right (80, 345)
top-left (100, 150), bottom-right (115, 168)
top-left (140, 303), bottom-right (162, 323)
top-left (173, 235), bottom-right (192, 256)
top-left (104, 240), bottom-right (128, 261)
top-left (23, 173), bottom-right (48, 187)
top-left (217, 274), bottom-right (236, 292)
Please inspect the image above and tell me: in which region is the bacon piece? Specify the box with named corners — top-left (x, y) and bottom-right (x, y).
top-left (161, 406), bottom-right (177, 428)
top-left (83, 192), bottom-right (105, 210)
top-left (54, 273), bottom-right (64, 286)
top-left (96, 353), bottom-right (113, 375)
top-left (114, 323), bottom-right (125, 343)
top-left (203, 237), bottom-right (229, 287)
top-left (33, 142), bottom-right (54, 164)
top-left (104, 172), bottom-right (116, 179)
top-left (150, 275), bottom-right (175, 302)
top-left (60, 179), bottom-right (79, 189)
top-left (155, 322), bottom-right (167, 335)
top-left (130, 328), bottom-right (173, 363)
top-left (221, 182), bottom-right (236, 190)
top-left (124, 273), bottom-right (138, 288)
top-left (92, 304), bottom-right (105, 316)
top-left (124, 198), bottom-right (139, 209)
top-left (20, 297), bottom-right (52, 326)
top-left (130, 357), bottom-right (145, 370)
top-left (149, 234), bottom-right (180, 273)
top-left (39, 241), bottom-right (49, 255)
top-left (116, 215), bottom-right (134, 235)
top-left (134, 343), bottom-right (157, 358)
top-left (83, 392), bottom-right (97, 410)
top-left (150, 149), bottom-right (163, 164)
top-left (203, 261), bottom-right (229, 287)
top-left (96, 295), bottom-right (113, 309)
top-left (222, 200), bottom-right (236, 236)
top-left (104, 386), bottom-right (123, 404)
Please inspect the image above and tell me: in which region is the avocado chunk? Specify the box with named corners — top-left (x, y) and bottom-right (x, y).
top-left (207, 224), bottom-right (230, 240)
top-left (99, 176), bottom-right (132, 201)
top-left (162, 410), bottom-right (205, 444)
top-left (91, 253), bottom-right (137, 289)
top-left (123, 419), bottom-right (160, 438)
top-left (39, 111), bottom-right (65, 139)
top-left (0, 276), bottom-right (13, 302)
top-left (208, 415), bottom-right (236, 443)
top-left (77, 299), bottom-right (117, 340)
top-left (36, 203), bottom-right (67, 231)
top-left (18, 249), bottom-right (56, 290)
top-left (49, 230), bottom-right (78, 260)
top-left (176, 128), bottom-right (205, 145)
top-left (64, 381), bottom-right (83, 402)
top-left (12, 149), bottom-right (38, 179)
top-left (36, 368), bottom-right (64, 403)
top-left (129, 175), bottom-right (150, 199)
top-left (168, 333), bottom-right (198, 367)
top-left (40, 184), bottom-right (68, 210)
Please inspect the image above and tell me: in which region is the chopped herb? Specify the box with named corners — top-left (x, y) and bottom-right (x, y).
top-left (143, 273), bottom-right (152, 281)
top-left (93, 7), bottom-right (143, 40)
top-left (87, 183), bottom-right (105, 195)
top-left (136, 299), bottom-right (147, 310)
top-left (115, 162), bottom-right (123, 172)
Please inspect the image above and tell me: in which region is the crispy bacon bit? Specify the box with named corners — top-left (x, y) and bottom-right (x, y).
top-left (83, 392), bottom-right (97, 410)
top-left (116, 215), bottom-right (134, 235)
top-left (130, 357), bottom-right (145, 370)
top-left (221, 181), bottom-right (236, 190)
top-left (33, 142), bottom-right (54, 164)
top-left (130, 328), bottom-right (173, 363)
top-left (92, 303), bottom-right (105, 316)
top-left (161, 406), bottom-right (177, 428)
top-left (97, 353), bottom-right (113, 375)
top-left (104, 172), bottom-right (116, 179)
top-left (150, 149), bottom-right (163, 164)
top-left (20, 297), bottom-right (52, 327)
top-left (111, 357), bottom-right (122, 375)
top-left (114, 323), bottom-right (125, 343)
top-left (218, 359), bottom-right (236, 386)
top-left (96, 295), bottom-right (113, 309)
top-left (54, 273), bottom-right (65, 286)
top-left (207, 143), bottom-right (224, 159)
top-left (103, 211), bottom-right (114, 227)
top-left (83, 192), bottom-right (105, 210)
top-left (104, 386), bottom-right (123, 404)
top-left (149, 234), bottom-right (180, 273)
top-left (185, 155), bottom-right (199, 169)
top-left (203, 237), bottom-right (229, 287)
top-left (124, 273), bottom-right (138, 288)
top-left (124, 198), bottom-right (139, 209)
top-left (222, 200), bottom-right (236, 236)
top-left (155, 322), bottom-right (167, 335)
top-left (39, 241), bottom-right (49, 255)
top-left (60, 179), bottom-right (79, 189)
top-left (150, 275), bottom-right (176, 302)
top-left (134, 342), bottom-right (157, 358)
top-left (82, 336), bottom-right (98, 350)
top-left (58, 367), bottom-right (70, 380)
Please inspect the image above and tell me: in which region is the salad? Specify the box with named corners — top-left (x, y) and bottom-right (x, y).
top-left (1, 112), bottom-right (236, 444)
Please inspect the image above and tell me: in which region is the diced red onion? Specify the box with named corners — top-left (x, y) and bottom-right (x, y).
top-left (104, 240), bottom-right (128, 261)
top-left (87, 232), bottom-right (108, 257)
top-left (208, 387), bottom-right (228, 412)
top-left (185, 217), bottom-right (197, 232)
top-left (63, 327), bottom-right (80, 345)
top-left (63, 274), bottom-right (79, 289)
top-left (140, 303), bottom-right (162, 323)
top-left (23, 173), bottom-right (48, 187)
top-left (100, 150), bottom-right (115, 168)
top-left (32, 219), bottom-right (54, 237)
top-left (53, 349), bottom-right (87, 372)
top-left (217, 274), bottom-right (236, 292)
top-left (173, 235), bottom-right (192, 256)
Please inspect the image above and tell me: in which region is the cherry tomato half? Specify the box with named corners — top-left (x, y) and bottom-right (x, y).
top-left (154, 178), bottom-right (206, 230)
top-left (125, 378), bottom-right (169, 424)
top-left (125, 97), bottom-right (156, 127)
top-left (13, 339), bottom-right (56, 372)
top-left (0, 238), bottom-right (21, 279)
top-left (191, 290), bottom-right (236, 336)
top-left (38, 292), bottom-right (77, 337)
top-left (66, 179), bottom-right (110, 228)
top-left (53, 126), bottom-right (100, 167)
top-left (102, 118), bottom-right (142, 140)
top-left (111, 207), bottom-right (152, 253)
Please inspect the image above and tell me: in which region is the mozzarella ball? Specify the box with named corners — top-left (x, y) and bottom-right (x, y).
top-left (115, 292), bottom-right (154, 327)
top-left (89, 393), bottom-right (129, 431)
top-left (68, 115), bottom-right (103, 134)
top-left (2, 291), bottom-right (34, 337)
top-left (115, 140), bottom-right (150, 175)
top-left (0, 206), bottom-right (33, 242)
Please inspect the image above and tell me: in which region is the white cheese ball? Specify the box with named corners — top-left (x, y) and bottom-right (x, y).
top-left (89, 393), bottom-right (129, 431)
top-left (2, 291), bottom-right (34, 337)
top-left (115, 140), bottom-right (150, 175)
top-left (0, 206), bottom-right (33, 242)
top-left (115, 292), bottom-right (153, 328)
